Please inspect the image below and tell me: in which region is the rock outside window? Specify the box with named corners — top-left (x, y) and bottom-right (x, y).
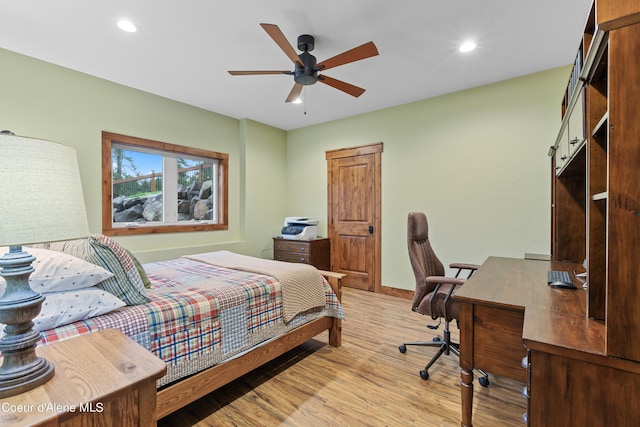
top-left (102, 131), bottom-right (228, 236)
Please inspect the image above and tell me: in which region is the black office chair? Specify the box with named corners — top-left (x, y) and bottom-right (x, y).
top-left (399, 212), bottom-right (489, 386)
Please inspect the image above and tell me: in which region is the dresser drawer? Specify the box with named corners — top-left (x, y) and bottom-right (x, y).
top-left (274, 240), bottom-right (311, 254)
top-left (274, 251), bottom-right (310, 264)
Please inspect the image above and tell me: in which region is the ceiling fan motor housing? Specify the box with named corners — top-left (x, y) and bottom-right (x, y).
top-left (294, 50), bottom-right (319, 85)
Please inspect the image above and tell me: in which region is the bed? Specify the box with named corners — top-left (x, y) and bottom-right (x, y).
top-left (13, 235), bottom-right (344, 419)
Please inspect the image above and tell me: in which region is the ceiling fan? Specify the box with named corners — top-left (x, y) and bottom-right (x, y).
top-left (228, 23), bottom-right (379, 103)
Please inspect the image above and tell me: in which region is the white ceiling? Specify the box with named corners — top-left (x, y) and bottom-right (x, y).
top-left (1, 0), bottom-right (593, 131)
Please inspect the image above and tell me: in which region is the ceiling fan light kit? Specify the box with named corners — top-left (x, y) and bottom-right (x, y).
top-left (228, 23), bottom-right (378, 103)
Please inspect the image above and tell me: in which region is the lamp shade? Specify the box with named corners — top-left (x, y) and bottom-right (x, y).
top-left (0, 133), bottom-right (90, 246)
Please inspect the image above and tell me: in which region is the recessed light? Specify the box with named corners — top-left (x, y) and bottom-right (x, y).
top-left (292, 98), bottom-right (302, 104)
top-left (459, 41), bottom-right (476, 53)
top-left (117, 20), bottom-right (138, 33)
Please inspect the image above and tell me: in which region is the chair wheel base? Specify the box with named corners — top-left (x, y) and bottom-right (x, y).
top-left (420, 370), bottom-right (429, 380)
top-left (479, 375), bottom-right (490, 387)
top-left (398, 345), bottom-right (407, 353)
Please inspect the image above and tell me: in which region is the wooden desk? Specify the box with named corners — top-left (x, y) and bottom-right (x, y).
top-left (455, 256), bottom-right (598, 426)
top-left (457, 256), bottom-right (640, 426)
top-left (0, 329), bottom-right (166, 426)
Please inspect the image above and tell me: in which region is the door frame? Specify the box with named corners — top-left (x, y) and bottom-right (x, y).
top-left (326, 142), bottom-right (382, 293)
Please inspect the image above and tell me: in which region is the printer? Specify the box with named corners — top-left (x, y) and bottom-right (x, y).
top-left (280, 217), bottom-right (319, 240)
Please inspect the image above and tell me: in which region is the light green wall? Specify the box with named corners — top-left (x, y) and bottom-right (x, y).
top-left (240, 119), bottom-right (288, 259)
top-left (286, 66), bottom-right (569, 290)
top-left (1, 46), bottom-right (569, 291)
top-left (0, 48), bottom-right (287, 262)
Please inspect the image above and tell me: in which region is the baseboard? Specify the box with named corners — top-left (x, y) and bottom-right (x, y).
top-left (380, 285), bottom-right (413, 299)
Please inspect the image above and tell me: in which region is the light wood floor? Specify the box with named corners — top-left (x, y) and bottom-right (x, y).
top-left (158, 287), bottom-right (526, 427)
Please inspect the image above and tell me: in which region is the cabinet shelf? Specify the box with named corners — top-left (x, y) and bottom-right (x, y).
top-left (592, 111), bottom-right (609, 137)
top-left (592, 191), bottom-right (608, 201)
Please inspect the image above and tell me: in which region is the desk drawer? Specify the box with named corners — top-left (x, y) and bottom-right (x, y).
top-left (473, 304), bottom-right (527, 382)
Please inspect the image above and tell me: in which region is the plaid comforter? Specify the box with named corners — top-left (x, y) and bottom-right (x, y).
top-left (40, 257), bottom-right (344, 387)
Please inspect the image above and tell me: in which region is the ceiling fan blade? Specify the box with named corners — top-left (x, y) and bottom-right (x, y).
top-left (317, 41), bottom-right (379, 71)
top-left (228, 70), bottom-right (290, 75)
top-left (285, 84), bottom-right (303, 103)
top-left (319, 75), bottom-right (366, 97)
top-left (260, 23), bottom-right (302, 65)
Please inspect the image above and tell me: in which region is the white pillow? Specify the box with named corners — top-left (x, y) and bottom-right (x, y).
top-left (31, 287), bottom-right (126, 331)
top-left (0, 247), bottom-right (113, 294)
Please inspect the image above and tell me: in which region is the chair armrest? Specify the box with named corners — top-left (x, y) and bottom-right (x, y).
top-left (425, 276), bottom-right (466, 322)
top-left (449, 263), bottom-right (480, 271)
top-left (426, 276), bottom-right (466, 287)
top-left (450, 263), bottom-right (480, 279)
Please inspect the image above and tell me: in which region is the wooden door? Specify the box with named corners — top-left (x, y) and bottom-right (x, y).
top-left (326, 143), bottom-right (382, 292)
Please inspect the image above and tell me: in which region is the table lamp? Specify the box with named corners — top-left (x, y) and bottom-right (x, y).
top-left (0, 131), bottom-right (90, 397)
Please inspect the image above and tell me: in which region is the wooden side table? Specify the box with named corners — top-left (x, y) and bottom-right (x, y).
top-left (0, 329), bottom-right (166, 426)
top-left (273, 237), bottom-right (330, 270)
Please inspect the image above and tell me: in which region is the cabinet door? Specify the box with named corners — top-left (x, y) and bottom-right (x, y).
top-left (555, 126), bottom-right (570, 174)
top-left (606, 23), bottom-right (640, 362)
top-left (568, 90), bottom-right (586, 157)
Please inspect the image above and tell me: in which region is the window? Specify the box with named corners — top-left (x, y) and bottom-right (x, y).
top-left (102, 131), bottom-right (228, 236)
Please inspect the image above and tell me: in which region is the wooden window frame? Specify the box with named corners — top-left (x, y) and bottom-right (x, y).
top-left (101, 131), bottom-right (228, 236)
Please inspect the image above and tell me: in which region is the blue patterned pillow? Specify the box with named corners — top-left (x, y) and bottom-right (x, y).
top-left (37, 234), bottom-right (150, 305)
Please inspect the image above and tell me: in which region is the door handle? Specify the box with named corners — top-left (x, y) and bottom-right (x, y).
top-left (368, 225), bottom-right (374, 234)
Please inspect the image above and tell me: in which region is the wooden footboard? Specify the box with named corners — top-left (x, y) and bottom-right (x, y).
top-left (318, 270), bottom-right (344, 347)
top-left (156, 271), bottom-right (344, 419)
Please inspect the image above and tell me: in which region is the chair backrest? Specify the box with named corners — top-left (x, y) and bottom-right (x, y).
top-left (407, 212), bottom-right (445, 311)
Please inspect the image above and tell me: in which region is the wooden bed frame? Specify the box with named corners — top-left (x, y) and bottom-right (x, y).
top-left (155, 271), bottom-right (344, 419)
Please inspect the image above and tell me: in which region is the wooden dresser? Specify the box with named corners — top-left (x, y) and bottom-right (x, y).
top-left (0, 329), bottom-right (166, 426)
top-left (273, 237), bottom-right (330, 270)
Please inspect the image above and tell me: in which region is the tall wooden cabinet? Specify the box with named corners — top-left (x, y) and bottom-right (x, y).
top-left (550, 0), bottom-right (640, 373)
top-left (527, 3), bottom-right (640, 425)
